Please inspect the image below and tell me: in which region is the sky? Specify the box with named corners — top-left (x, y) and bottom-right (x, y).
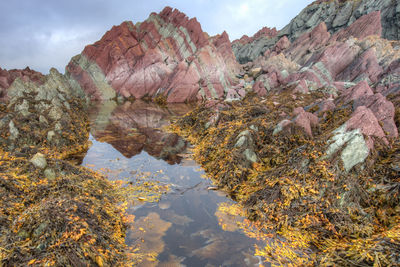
top-left (0, 0), bottom-right (313, 74)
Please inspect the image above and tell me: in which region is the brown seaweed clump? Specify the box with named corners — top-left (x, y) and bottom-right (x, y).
top-left (0, 152), bottom-right (134, 266)
top-left (172, 91), bottom-right (400, 266)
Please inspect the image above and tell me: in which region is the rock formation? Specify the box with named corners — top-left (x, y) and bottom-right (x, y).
top-left (66, 7), bottom-right (239, 103)
top-left (0, 67), bottom-right (45, 100)
top-left (232, 11), bottom-right (400, 163)
top-left (0, 68), bottom-right (88, 157)
top-left (233, 0), bottom-right (400, 64)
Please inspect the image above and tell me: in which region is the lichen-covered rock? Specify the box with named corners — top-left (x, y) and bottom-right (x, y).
top-left (0, 68), bottom-right (88, 158)
top-left (66, 7), bottom-right (239, 103)
top-left (232, 27), bottom-right (278, 64)
top-left (0, 67), bottom-right (45, 100)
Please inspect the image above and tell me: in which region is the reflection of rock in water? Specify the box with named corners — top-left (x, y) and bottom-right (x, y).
top-left (89, 100), bottom-right (193, 164)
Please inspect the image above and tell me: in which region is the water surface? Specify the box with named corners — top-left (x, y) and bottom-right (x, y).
top-left (82, 101), bottom-right (265, 266)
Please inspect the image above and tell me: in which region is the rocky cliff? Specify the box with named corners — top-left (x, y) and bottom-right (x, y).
top-left (234, 0), bottom-right (400, 63)
top-left (66, 7), bottom-right (239, 103)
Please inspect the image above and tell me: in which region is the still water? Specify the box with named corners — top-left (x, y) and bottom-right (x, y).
top-left (81, 101), bottom-right (265, 266)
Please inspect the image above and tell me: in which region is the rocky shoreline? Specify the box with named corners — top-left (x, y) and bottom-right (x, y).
top-left (0, 69), bottom-right (136, 266)
top-left (0, 0), bottom-right (399, 265)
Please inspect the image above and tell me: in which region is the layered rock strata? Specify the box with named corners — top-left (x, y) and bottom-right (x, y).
top-left (66, 7), bottom-right (239, 103)
top-left (234, 0), bottom-right (400, 64)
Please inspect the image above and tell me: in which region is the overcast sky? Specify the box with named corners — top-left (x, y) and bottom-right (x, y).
top-left (0, 0), bottom-right (313, 74)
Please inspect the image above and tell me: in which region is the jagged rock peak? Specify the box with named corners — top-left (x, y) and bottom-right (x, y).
top-left (66, 6), bottom-right (239, 103)
top-left (232, 26), bottom-right (278, 45)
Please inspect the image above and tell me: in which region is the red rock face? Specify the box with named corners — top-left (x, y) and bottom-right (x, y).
top-left (0, 67), bottom-right (45, 100)
top-left (66, 7), bottom-right (239, 102)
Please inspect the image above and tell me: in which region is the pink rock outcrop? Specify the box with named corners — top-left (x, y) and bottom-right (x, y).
top-left (286, 22), bottom-right (331, 65)
top-left (340, 80), bottom-right (374, 103)
top-left (337, 48), bottom-right (383, 83)
top-left (330, 11), bottom-right (382, 42)
top-left (66, 7), bottom-right (239, 102)
top-left (346, 106), bottom-right (388, 148)
top-left (292, 107), bottom-right (319, 137)
top-left (353, 93), bottom-right (398, 138)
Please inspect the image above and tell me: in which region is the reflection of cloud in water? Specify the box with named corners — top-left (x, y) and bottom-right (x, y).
top-left (189, 229), bottom-right (262, 266)
top-left (128, 212), bottom-right (172, 267)
top-left (88, 100), bottom-right (193, 164)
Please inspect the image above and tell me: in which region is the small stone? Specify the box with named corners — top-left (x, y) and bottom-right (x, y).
top-left (30, 153), bottom-right (47, 169)
top-left (8, 120), bottom-right (19, 140)
top-left (244, 148), bottom-right (258, 163)
top-left (15, 99), bottom-right (30, 117)
top-left (49, 106), bottom-right (62, 121)
top-left (33, 222), bottom-right (48, 238)
top-left (47, 131), bottom-right (55, 142)
top-left (250, 67), bottom-right (262, 77)
top-left (55, 122), bottom-right (62, 132)
top-left (235, 135), bottom-right (247, 148)
top-left (44, 168), bottom-right (56, 180)
top-left (39, 115), bottom-right (48, 124)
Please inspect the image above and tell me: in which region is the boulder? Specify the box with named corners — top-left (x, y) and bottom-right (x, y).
top-left (292, 107), bottom-right (319, 137)
top-left (353, 93), bottom-right (398, 138)
top-left (340, 80), bottom-right (374, 103)
top-left (346, 106), bottom-right (387, 147)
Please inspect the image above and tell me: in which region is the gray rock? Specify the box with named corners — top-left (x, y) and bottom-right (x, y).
top-left (44, 168), bottom-right (56, 180)
top-left (48, 106), bottom-right (62, 121)
top-left (332, 1), bottom-right (353, 28)
top-left (33, 223), bottom-right (48, 238)
top-left (325, 124), bottom-right (369, 172)
top-left (276, 0), bottom-right (400, 43)
top-left (55, 122), bottom-right (62, 132)
top-left (235, 135), bottom-right (247, 148)
top-left (47, 131), bottom-right (55, 142)
top-left (244, 148), bottom-right (258, 163)
top-left (233, 37), bottom-right (278, 64)
top-left (8, 120), bottom-right (19, 140)
top-left (39, 115), bottom-right (48, 124)
top-left (30, 153), bottom-right (47, 169)
top-left (15, 99), bottom-right (30, 117)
